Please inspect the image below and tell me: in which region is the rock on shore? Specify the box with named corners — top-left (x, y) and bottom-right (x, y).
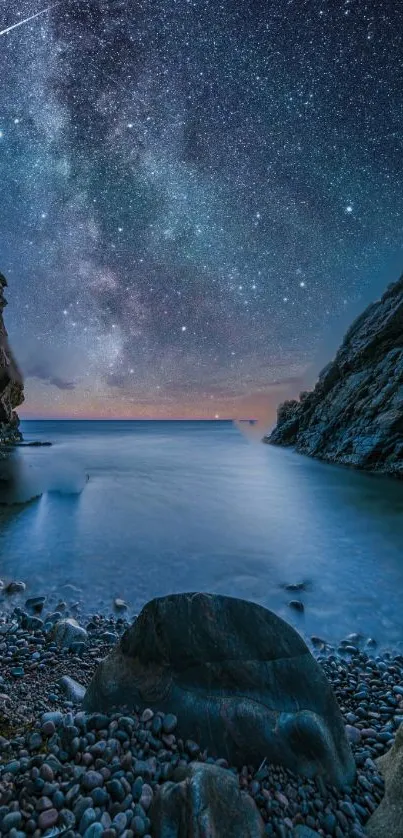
top-left (265, 274), bottom-right (403, 476)
top-left (151, 762), bottom-right (265, 837)
top-left (366, 720), bottom-right (403, 838)
top-left (84, 592), bottom-right (355, 789)
top-left (0, 273), bottom-right (24, 447)
top-left (1, 596), bottom-right (400, 837)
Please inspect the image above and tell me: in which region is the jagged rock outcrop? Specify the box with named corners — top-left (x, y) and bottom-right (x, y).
top-left (0, 273), bottom-right (24, 447)
top-left (265, 274), bottom-right (403, 476)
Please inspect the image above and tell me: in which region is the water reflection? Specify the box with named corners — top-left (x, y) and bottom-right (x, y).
top-left (0, 420), bottom-right (402, 649)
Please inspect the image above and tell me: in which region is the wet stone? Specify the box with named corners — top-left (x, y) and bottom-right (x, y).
top-left (161, 714), bottom-right (177, 734)
top-left (81, 771), bottom-right (104, 791)
top-left (37, 808), bottom-right (59, 830)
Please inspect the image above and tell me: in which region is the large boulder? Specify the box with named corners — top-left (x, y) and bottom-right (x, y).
top-left (84, 593), bottom-right (355, 789)
top-left (150, 761), bottom-right (265, 837)
top-left (366, 722), bottom-right (403, 838)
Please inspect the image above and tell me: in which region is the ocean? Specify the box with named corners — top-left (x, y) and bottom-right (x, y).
top-left (1, 419), bottom-right (403, 648)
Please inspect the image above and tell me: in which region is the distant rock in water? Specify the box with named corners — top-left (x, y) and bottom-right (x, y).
top-left (0, 272), bottom-right (24, 448)
top-left (265, 273), bottom-right (403, 476)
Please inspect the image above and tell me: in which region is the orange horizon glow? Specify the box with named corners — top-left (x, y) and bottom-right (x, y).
top-left (19, 392), bottom-right (280, 429)
top-left (17, 374), bottom-right (303, 431)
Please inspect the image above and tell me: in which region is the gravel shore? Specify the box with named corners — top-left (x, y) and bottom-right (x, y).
top-left (1, 594), bottom-right (400, 837)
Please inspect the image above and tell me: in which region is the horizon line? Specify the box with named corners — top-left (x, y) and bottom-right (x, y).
top-left (20, 416), bottom-right (258, 422)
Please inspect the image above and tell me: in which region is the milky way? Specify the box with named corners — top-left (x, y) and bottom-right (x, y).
top-left (0, 0), bottom-right (402, 419)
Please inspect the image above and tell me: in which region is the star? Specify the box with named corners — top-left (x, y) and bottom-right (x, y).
top-left (0, 0), bottom-right (399, 421)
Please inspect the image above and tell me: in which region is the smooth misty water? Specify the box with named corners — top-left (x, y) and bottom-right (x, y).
top-left (1, 419), bottom-right (403, 648)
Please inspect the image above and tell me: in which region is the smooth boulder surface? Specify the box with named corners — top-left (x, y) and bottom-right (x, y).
top-left (366, 721), bottom-right (403, 838)
top-left (150, 761), bottom-right (265, 837)
top-left (265, 273), bottom-right (403, 476)
top-left (84, 592), bottom-right (355, 789)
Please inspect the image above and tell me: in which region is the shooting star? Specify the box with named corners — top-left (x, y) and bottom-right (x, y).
top-left (0, 6), bottom-right (56, 38)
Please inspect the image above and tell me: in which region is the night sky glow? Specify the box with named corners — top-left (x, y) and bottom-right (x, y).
top-left (0, 0), bottom-right (402, 420)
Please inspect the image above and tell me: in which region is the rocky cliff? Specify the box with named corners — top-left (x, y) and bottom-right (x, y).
top-left (265, 274), bottom-right (403, 476)
top-left (0, 273), bottom-right (24, 446)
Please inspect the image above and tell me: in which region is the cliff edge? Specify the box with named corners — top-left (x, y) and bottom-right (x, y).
top-left (0, 273), bottom-right (24, 446)
top-left (264, 274), bottom-right (403, 477)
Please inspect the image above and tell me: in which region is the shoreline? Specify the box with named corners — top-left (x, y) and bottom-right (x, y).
top-left (0, 599), bottom-right (398, 836)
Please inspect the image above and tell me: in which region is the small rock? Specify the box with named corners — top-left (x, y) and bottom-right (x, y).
top-left (41, 720), bottom-right (56, 737)
top-left (36, 795), bottom-right (54, 811)
top-left (25, 595), bottom-right (46, 611)
top-left (344, 632), bottom-right (363, 644)
top-left (310, 636), bottom-right (325, 647)
top-left (345, 725), bottom-right (361, 744)
top-left (113, 812), bottom-right (128, 832)
top-left (40, 763), bottom-right (54, 782)
top-left (185, 739), bottom-right (201, 759)
top-left (2, 812), bottom-right (23, 831)
top-left (59, 675), bottom-right (86, 702)
top-left (91, 788), bottom-right (109, 806)
top-left (52, 617), bottom-right (88, 649)
top-left (83, 824), bottom-right (104, 838)
top-left (288, 600), bottom-right (304, 612)
top-left (80, 807), bottom-right (97, 833)
top-left (28, 731), bottom-right (43, 749)
top-left (81, 771), bottom-right (104, 791)
top-left (139, 783), bottom-right (153, 811)
top-left (41, 711), bottom-right (63, 725)
top-left (162, 714), bottom-right (178, 734)
top-left (102, 631), bottom-right (118, 642)
top-left (131, 815), bottom-right (147, 836)
top-left (340, 801), bottom-right (356, 819)
top-left (114, 598), bottom-right (128, 610)
top-left (283, 582), bottom-right (306, 591)
top-left (5, 581), bottom-right (26, 594)
top-left (107, 778), bottom-right (126, 802)
top-left (101, 812), bottom-right (112, 829)
top-left (37, 808), bottom-right (59, 830)
top-left (26, 615), bottom-right (44, 630)
top-left (10, 666), bottom-right (24, 678)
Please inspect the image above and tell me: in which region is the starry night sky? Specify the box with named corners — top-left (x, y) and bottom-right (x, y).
top-left (0, 0), bottom-right (402, 420)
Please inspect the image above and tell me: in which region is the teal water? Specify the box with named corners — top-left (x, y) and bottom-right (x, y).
top-left (1, 419), bottom-right (403, 648)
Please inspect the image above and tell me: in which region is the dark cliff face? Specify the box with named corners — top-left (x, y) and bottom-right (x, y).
top-left (0, 273), bottom-right (24, 445)
top-left (265, 274), bottom-right (403, 477)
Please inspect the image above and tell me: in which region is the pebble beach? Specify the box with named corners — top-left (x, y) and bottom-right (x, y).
top-left (0, 585), bottom-right (400, 837)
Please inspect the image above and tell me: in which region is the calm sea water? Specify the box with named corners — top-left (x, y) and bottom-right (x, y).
top-left (1, 419), bottom-right (403, 649)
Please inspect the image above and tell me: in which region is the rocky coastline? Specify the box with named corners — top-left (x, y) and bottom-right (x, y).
top-left (0, 588), bottom-right (400, 838)
top-left (265, 274), bottom-right (403, 477)
top-left (0, 274), bottom-right (24, 450)
top-left (1, 268), bottom-right (401, 835)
